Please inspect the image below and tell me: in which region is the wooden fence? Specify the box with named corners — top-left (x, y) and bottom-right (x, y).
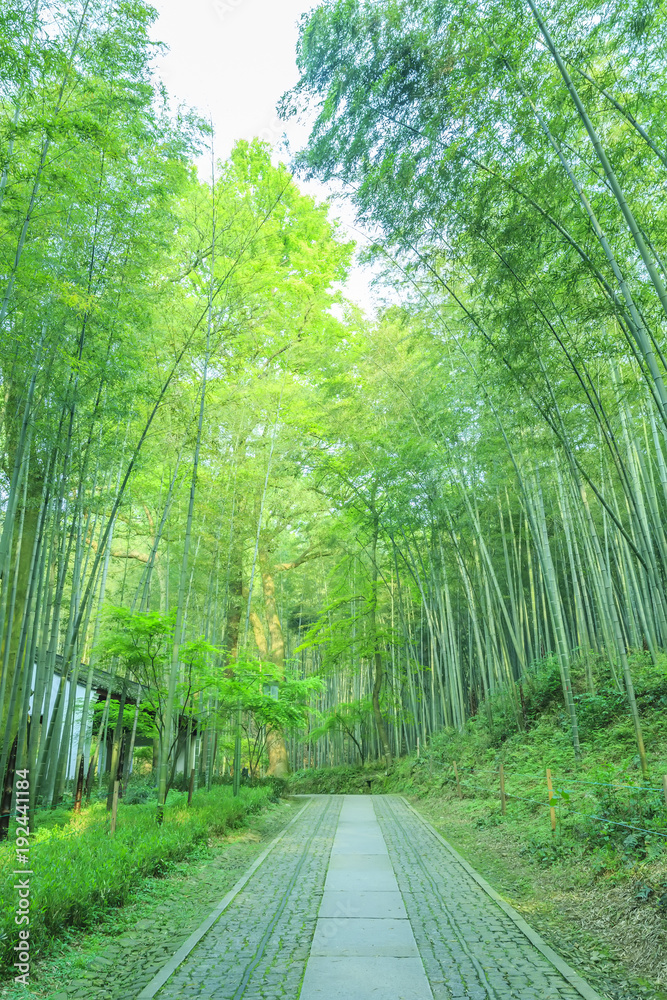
top-left (448, 761), bottom-right (667, 841)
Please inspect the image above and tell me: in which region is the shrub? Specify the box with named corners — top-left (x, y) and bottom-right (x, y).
top-left (518, 836), bottom-right (575, 867)
top-left (570, 784), bottom-right (667, 857)
top-left (521, 656), bottom-right (567, 723)
top-left (122, 776), bottom-right (156, 804)
top-left (132, 745), bottom-right (155, 776)
top-left (631, 656), bottom-right (667, 712)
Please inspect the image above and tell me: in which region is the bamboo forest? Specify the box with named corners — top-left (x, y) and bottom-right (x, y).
top-left (1, 1), bottom-right (667, 999)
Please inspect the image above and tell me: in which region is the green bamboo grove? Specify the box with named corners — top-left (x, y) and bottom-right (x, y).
top-left (1, 0), bottom-right (667, 832)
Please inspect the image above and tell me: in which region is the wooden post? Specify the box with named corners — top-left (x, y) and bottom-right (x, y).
top-left (188, 768), bottom-right (195, 807)
top-left (546, 768), bottom-right (556, 833)
top-left (232, 703), bottom-right (241, 798)
top-left (499, 762), bottom-right (506, 815)
top-left (662, 774), bottom-right (667, 809)
top-left (453, 761), bottom-right (462, 799)
top-left (109, 780), bottom-right (120, 836)
top-left (106, 681), bottom-right (127, 811)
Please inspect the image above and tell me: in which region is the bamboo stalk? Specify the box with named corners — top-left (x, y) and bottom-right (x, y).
top-left (109, 780), bottom-right (119, 836)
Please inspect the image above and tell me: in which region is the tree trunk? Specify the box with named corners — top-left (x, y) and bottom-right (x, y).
top-left (369, 519), bottom-right (391, 765)
top-left (0, 735), bottom-right (18, 841)
top-left (259, 552), bottom-right (289, 777)
top-left (106, 680), bottom-right (127, 810)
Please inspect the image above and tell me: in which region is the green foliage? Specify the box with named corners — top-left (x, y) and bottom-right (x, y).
top-left (572, 784), bottom-right (667, 858)
top-left (518, 836), bottom-right (574, 867)
top-left (6, 0), bottom-right (667, 899)
top-left (274, 0), bottom-right (667, 781)
top-left (91, 697), bottom-right (156, 742)
top-left (521, 656), bottom-right (568, 722)
top-left (630, 658), bottom-right (667, 713)
top-left (120, 775), bottom-right (157, 805)
top-left (96, 608), bottom-right (323, 777)
top-left (305, 699), bottom-right (373, 763)
top-left (573, 691), bottom-right (627, 733)
top-left (287, 764), bottom-right (387, 795)
top-left (0, 784), bottom-right (273, 975)
top-left (225, 661), bottom-right (324, 730)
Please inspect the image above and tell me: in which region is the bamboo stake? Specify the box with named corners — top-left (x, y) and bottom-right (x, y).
top-left (546, 768), bottom-right (556, 833)
top-left (499, 761), bottom-right (506, 815)
top-left (453, 760), bottom-right (462, 799)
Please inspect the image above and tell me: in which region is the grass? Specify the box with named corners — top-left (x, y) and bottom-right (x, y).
top-left (384, 655), bottom-right (667, 876)
top-left (0, 782), bottom-right (275, 977)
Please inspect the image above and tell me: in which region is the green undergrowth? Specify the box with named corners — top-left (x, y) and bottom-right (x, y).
top-left (287, 655), bottom-right (667, 996)
top-left (388, 654), bottom-right (667, 873)
top-left (288, 653), bottom-right (667, 873)
top-left (0, 783), bottom-right (275, 978)
top-left (288, 764), bottom-right (387, 794)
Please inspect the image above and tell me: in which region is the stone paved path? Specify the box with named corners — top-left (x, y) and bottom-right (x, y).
top-left (146, 795), bottom-right (599, 1000)
top-left (152, 796), bottom-right (341, 1000)
top-left (374, 796), bottom-right (587, 1000)
top-left (299, 796), bottom-right (433, 1000)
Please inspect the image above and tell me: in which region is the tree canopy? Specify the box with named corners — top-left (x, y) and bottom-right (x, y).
top-left (2, 0), bottom-right (667, 831)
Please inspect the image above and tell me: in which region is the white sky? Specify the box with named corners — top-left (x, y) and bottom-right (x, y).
top-left (150, 0), bottom-right (380, 312)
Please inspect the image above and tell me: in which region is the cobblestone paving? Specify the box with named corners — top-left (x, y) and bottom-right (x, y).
top-left (151, 796), bottom-right (597, 1000)
top-left (375, 796), bottom-right (587, 1000)
top-left (156, 796), bottom-right (341, 1000)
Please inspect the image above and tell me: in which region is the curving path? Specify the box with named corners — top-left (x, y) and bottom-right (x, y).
top-left (137, 794), bottom-right (601, 1000)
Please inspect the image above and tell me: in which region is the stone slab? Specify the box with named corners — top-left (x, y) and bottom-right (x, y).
top-left (328, 852), bottom-right (393, 872)
top-left (311, 917), bottom-right (419, 957)
top-left (336, 819), bottom-right (379, 827)
top-left (325, 867), bottom-right (399, 891)
top-left (319, 890), bottom-right (407, 919)
top-left (331, 835), bottom-right (388, 855)
top-left (299, 956), bottom-right (434, 999)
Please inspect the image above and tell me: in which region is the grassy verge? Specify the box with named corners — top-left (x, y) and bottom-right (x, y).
top-left (409, 790), bottom-right (667, 1000)
top-left (0, 797), bottom-right (299, 1000)
top-left (0, 783), bottom-right (276, 978)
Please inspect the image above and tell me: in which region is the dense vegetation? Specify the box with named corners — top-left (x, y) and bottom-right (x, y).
top-left (1, 0), bottom-right (667, 962)
top-left (0, 783), bottom-right (274, 976)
